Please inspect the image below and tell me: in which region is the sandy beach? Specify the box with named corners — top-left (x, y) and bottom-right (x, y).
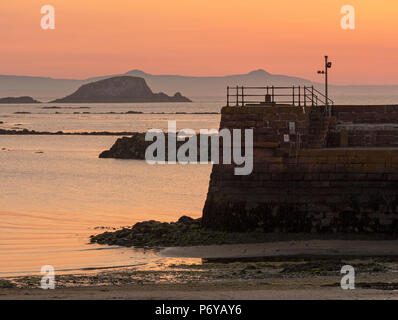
top-left (159, 240), bottom-right (398, 259)
top-left (2, 275), bottom-right (397, 300)
top-left (2, 241), bottom-right (398, 300)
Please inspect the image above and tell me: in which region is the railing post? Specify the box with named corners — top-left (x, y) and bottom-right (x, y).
top-left (272, 86), bottom-right (274, 104)
top-left (298, 86), bottom-right (301, 107)
top-left (227, 86), bottom-right (229, 107)
top-left (304, 86), bottom-right (307, 107)
top-left (242, 86), bottom-right (244, 106)
top-left (292, 86), bottom-right (295, 106)
top-left (236, 85), bottom-right (239, 106)
top-left (311, 86), bottom-right (314, 106)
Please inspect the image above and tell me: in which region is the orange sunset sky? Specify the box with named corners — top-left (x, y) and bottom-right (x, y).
top-left (0, 0), bottom-right (397, 85)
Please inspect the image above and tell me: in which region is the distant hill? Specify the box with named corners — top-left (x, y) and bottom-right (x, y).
top-left (52, 76), bottom-right (191, 103)
top-left (0, 69), bottom-right (397, 102)
top-left (123, 69), bottom-right (316, 99)
top-left (0, 96), bottom-right (40, 103)
top-left (0, 75), bottom-right (81, 102)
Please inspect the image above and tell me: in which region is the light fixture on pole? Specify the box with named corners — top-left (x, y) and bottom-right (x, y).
top-left (317, 55), bottom-right (332, 116)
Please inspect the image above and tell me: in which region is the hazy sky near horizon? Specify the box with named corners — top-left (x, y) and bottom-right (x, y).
top-left (1, 0), bottom-right (397, 85)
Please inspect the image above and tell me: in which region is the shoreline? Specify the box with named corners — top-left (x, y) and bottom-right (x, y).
top-left (2, 279), bottom-right (398, 300)
top-left (2, 252), bottom-right (398, 299)
top-left (90, 215), bottom-right (398, 248)
top-left (3, 239), bottom-right (398, 280)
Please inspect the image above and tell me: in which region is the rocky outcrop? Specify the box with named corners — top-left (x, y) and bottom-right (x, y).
top-left (99, 132), bottom-right (212, 160)
top-left (89, 214), bottom-right (388, 248)
top-left (99, 134), bottom-right (148, 159)
top-left (52, 76), bottom-right (191, 103)
top-left (91, 216), bottom-right (205, 247)
top-left (0, 96), bottom-right (40, 103)
top-left (90, 215), bottom-right (279, 247)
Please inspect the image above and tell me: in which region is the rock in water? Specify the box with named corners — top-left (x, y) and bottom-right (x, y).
top-left (99, 134), bottom-right (148, 159)
top-left (98, 132), bottom-right (212, 160)
top-left (52, 76), bottom-right (192, 103)
top-left (0, 96), bottom-right (40, 103)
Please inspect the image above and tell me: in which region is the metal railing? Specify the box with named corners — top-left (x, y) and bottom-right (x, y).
top-left (226, 86), bottom-right (334, 107)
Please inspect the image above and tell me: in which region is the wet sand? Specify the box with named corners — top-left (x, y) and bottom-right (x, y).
top-left (2, 240), bottom-right (398, 300)
top-left (160, 240), bottom-right (398, 259)
top-left (2, 274), bottom-right (397, 300)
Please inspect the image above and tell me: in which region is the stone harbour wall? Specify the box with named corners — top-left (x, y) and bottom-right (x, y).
top-left (202, 105), bottom-right (398, 234)
top-left (328, 125), bottom-right (398, 148)
top-left (332, 105), bottom-right (398, 123)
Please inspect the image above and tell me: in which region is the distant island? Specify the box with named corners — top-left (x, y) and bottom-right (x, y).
top-left (51, 76), bottom-right (191, 103)
top-left (0, 96), bottom-right (40, 103)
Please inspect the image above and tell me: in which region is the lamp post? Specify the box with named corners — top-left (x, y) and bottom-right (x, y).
top-left (317, 55), bottom-right (332, 116)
